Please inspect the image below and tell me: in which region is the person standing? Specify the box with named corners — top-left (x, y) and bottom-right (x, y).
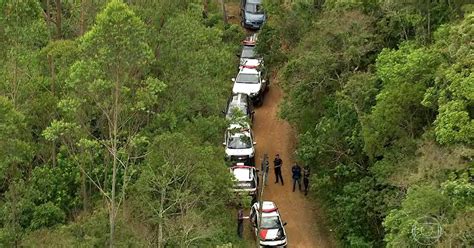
top-left (274, 154), bottom-right (284, 185)
top-left (303, 165), bottom-right (310, 195)
top-left (261, 153), bottom-right (269, 186)
top-left (292, 163), bottom-right (302, 192)
top-left (237, 204), bottom-right (244, 238)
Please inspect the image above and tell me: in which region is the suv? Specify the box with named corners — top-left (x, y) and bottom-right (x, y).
top-left (232, 66), bottom-right (268, 106)
top-left (224, 93), bottom-right (254, 123)
top-left (240, 34), bottom-right (262, 66)
top-left (230, 163), bottom-right (258, 197)
top-left (240, 0), bottom-right (266, 30)
top-left (250, 201), bottom-right (288, 247)
top-left (223, 123), bottom-right (256, 166)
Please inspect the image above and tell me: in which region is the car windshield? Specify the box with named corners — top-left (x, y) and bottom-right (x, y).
top-left (241, 46), bottom-right (255, 58)
top-left (260, 216), bottom-right (281, 229)
top-left (245, 3), bottom-right (263, 14)
top-left (236, 73), bottom-right (259, 84)
top-left (228, 133), bottom-right (251, 149)
top-left (226, 104), bottom-right (247, 119)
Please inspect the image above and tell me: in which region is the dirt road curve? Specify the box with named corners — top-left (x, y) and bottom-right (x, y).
top-left (249, 83), bottom-right (337, 248)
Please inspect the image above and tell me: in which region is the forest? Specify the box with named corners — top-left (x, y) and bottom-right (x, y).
top-left (0, 0), bottom-right (473, 247)
top-left (258, 0), bottom-right (473, 247)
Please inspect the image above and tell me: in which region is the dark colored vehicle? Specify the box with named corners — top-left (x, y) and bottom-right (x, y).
top-left (240, 0), bottom-right (266, 30)
top-left (224, 93), bottom-right (255, 123)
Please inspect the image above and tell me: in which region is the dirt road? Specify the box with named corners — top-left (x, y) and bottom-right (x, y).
top-left (248, 83), bottom-right (337, 248)
top-left (224, 2), bottom-right (336, 247)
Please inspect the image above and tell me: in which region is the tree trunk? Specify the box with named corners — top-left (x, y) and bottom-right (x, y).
top-left (81, 169), bottom-right (89, 211)
top-left (80, 0), bottom-right (85, 36)
top-left (46, 0), bottom-right (51, 27)
top-left (48, 55), bottom-right (57, 167)
top-left (109, 78), bottom-right (120, 248)
top-left (158, 189), bottom-right (165, 248)
top-left (220, 0), bottom-right (227, 25)
top-left (203, 0), bottom-right (209, 19)
top-left (55, 0), bottom-right (62, 39)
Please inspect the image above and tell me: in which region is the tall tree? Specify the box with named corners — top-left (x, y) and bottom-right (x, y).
top-left (43, 1), bottom-right (163, 246)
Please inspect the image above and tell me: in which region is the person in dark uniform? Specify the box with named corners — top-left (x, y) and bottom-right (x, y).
top-left (303, 165), bottom-right (310, 196)
top-left (292, 163), bottom-right (302, 192)
top-left (237, 204), bottom-right (244, 238)
top-left (274, 154), bottom-right (284, 185)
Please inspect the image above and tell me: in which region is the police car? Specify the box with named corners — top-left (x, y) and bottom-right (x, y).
top-left (240, 34), bottom-right (262, 66)
top-left (230, 163), bottom-right (258, 197)
top-left (232, 65), bottom-right (268, 106)
top-left (223, 123), bottom-right (256, 166)
top-left (250, 201), bottom-right (288, 247)
top-left (224, 93), bottom-right (254, 123)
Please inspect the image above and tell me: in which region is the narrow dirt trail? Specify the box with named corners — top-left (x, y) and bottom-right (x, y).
top-left (249, 83), bottom-right (337, 248)
top-left (223, 2), bottom-right (336, 247)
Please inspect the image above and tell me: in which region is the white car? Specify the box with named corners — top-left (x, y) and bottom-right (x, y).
top-left (232, 67), bottom-right (268, 106)
top-left (230, 163), bottom-right (258, 197)
top-left (223, 123), bottom-right (256, 166)
top-left (239, 58), bottom-right (264, 70)
top-left (250, 201), bottom-right (288, 247)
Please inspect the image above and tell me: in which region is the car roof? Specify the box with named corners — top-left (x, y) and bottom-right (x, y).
top-left (239, 67), bottom-right (259, 74)
top-left (241, 59), bottom-right (260, 68)
top-left (228, 122), bottom-right (250, 130)
top-left (247, 0), bottom-right (262, 4)
top-left (230, 93), bottom-right (249, 104)
top-left (231, 166), bottom-right (255, 181)
top-left (254, 201), bottom-right (280, 217)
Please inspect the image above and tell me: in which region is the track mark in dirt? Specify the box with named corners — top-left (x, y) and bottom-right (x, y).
top-left (225, 0), bottom-right (241, 26)
top-left (250, 82), bottom-right (337, 248)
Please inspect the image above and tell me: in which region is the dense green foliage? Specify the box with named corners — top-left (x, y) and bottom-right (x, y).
top-left (0, 0), bottom-right (244, 246)
top-left (260, 0), bottom-right (473, 247)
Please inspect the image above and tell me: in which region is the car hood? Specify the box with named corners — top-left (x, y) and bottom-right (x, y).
top-left (259, 228), bottom-right (285, 241)
top-left (232, 83), bottom-right (261, 95)
top-left (225, 147), bottom-right (254, 157)
top-left (245, 12), bottom-right (265, 22)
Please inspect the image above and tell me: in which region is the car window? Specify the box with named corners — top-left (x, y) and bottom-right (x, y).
top-left (228, 133), bottom-right (252, 149)
top-left (260, 216), bottom-right (281, 229)
top-left (226, 104), bottom-right (247, 119)
top-left (245, 3), bottom-right (263, 14)
top-left (241, 46), bottom-right (255, 58)
top-left (236, 73), bottom-right (259, 84)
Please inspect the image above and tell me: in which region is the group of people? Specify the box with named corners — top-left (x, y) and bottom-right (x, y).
top-left (260, 153), bottom-right (310, 194)
top-left (273, 154), bottom-right (310, 194)
top-left (238, 153), bottom-right (311, 238)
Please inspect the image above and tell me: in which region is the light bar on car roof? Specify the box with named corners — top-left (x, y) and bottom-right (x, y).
top-left (262, 207), bottom-right (278, 213)
top-left (240, 65), bottom-right (258, 69)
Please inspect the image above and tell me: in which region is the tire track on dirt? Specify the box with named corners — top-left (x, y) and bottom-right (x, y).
top-left (249, 82), bottom-right (337, 248)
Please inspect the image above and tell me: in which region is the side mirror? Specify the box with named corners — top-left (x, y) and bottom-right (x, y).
top-left (253, 142), bottom-right (257, 145)
top-left (283, 222), bottom-right (287, 226)
top-left (222, 110), bottom-right (226, 115)
top-left (251, 111), bottom-right (255, 114)
top-left (232, 78), bottom-right (236, 82)
top-left (262, 80), bottom-right (266, 83)
top-left (222, 142), bottom-right (226, 146)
